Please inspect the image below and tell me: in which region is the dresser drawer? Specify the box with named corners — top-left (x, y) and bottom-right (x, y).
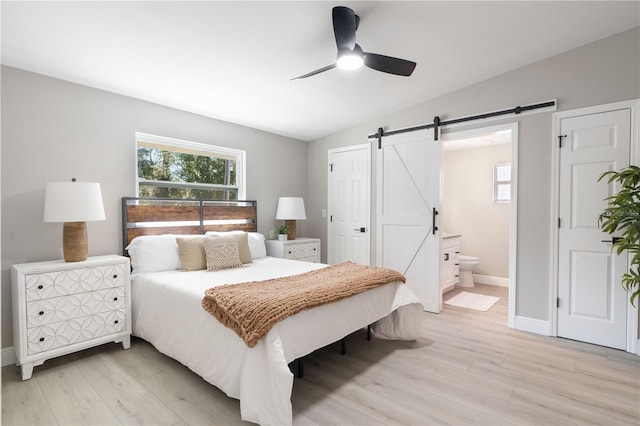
top-left (26, 309), bottom-right (127, 355)
top-left (284, 243), bottom-right (319, 260)
top-left (26, 287), bottom-right (126, 328)
top-left (25, 263), bottom-right (126, 301)
top-left (266, 238), bottom-right (321, 263)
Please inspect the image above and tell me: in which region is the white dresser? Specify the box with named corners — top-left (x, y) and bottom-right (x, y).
top-left (265, 238), bottom-right (321, 263)
top-left (11, 255), bottom-right (131, 380)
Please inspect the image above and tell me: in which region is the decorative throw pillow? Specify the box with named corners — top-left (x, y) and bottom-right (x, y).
top-left (176, 236), bottom-right (206, 271)
top-left (204, 235), bottom-right (244, 271)
top-left (205, 231), bottom-right (252, 264)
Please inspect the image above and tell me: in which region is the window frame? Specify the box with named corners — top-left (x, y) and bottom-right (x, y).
top-left (135, 132), bottom-right (246, 200)
top-left (493, 163), bottom-right (511, 203)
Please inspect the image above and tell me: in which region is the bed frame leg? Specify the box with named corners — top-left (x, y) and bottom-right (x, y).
top-left (297, 358), bottom-right (304, 378)
top-left (340, 339), bottom-right (346, 355)
top-left (367, 324), bottom-right (372, 341)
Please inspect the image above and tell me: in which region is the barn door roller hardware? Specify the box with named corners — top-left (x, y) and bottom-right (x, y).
top-left (370, 100), bottom-right (556, 147)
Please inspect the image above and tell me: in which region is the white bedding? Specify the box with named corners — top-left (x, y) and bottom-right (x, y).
top-left (131, 256), bottom-right (422, 425)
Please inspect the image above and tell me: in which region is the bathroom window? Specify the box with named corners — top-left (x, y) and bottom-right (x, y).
top-left (493, 163), bottom-right (511, 203)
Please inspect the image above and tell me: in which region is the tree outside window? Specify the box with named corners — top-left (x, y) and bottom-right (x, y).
top-left (136, 133), bottom-right (245, 200)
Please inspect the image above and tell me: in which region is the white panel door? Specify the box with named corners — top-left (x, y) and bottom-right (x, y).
top-left (328, 144), bottom-right (371, 265)
top-left (377, 130), bottom-right (441, 312)
top-left (558, 108), bottom-right (631, 349)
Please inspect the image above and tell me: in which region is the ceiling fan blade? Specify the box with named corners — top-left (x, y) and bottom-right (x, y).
top-left (332, 6), bottom-right (357, 51)
top-left (290, 63), bottom-right (337, 80)
top-left (363, 52), bottom-right (417, 76)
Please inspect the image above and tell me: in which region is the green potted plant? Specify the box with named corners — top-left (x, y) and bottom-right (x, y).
top-left (598, 165), bottom-right (640, 306)
top-left (277, 225), bottom-right (289, 241)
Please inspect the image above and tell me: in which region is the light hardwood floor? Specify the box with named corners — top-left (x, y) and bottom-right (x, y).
top-left (3, 284), bottom-right (639, 425)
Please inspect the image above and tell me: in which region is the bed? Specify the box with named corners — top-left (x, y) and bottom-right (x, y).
top-left (122, 197), bottom-right (423, 425)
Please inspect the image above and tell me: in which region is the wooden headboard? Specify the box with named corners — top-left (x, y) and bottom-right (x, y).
top-left (122, 197), bottom-right (257, 255)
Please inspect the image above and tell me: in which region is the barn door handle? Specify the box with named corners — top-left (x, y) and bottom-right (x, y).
top-left (601, 237), bottom-right (623, 244)
top-left (432, 208), bottom-right (439, 235)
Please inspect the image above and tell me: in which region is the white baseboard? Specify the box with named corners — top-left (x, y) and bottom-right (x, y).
top-left (2, 346), bottom-right (16, 367)
top-left (514, 315), bottom-right (551, 336)
top-left (473, 274), bottom-right (509, 287)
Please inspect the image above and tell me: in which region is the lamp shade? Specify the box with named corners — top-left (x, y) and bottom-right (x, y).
top-left (44, 182), bottom-right (106, 223)
top-left (275, 197), bottom-right (306, 220)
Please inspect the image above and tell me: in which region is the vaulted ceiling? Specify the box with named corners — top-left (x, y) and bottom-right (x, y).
top-left (2, 1), bottom-right (638, 141)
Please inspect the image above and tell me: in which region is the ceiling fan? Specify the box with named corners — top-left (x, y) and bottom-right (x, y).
top-left (291, 6), bottom-right (417, 80)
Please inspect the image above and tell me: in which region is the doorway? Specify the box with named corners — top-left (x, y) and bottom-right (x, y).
top-left (441, 123), bottom-right (518, 326)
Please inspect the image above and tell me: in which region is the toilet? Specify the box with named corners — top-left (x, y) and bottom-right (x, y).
top-left (458, 255), bottom-right (480, 288)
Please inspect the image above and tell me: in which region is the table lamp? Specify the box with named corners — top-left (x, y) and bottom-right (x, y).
top-left (44, 179), bottom-right (106, 262)
top-left (275, 197), bottom-right (306, 240)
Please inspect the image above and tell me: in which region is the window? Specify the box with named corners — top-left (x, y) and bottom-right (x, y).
top-left (136, 133), bottom-right (245, 200)
top-left (493, 163), bottom-right (511, 203)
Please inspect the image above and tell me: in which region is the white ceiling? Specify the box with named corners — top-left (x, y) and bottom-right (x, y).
top-left (2, 1), bottom-right (638, 141)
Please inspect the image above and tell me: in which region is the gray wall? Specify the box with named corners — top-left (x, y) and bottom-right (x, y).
top-left (307, 27), bottom-right (640, 322)
top-left (1, 66), bottom-right (310, 348)
top-left (442, 143), bottom-right (511, 278)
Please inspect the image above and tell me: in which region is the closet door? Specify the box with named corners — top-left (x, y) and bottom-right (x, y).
top-left (557, 107), bottom-right (631, 349)
top-left (376, 129), bottom-right (441, 312)
top-left (328, 144), bottom-right (371, 265)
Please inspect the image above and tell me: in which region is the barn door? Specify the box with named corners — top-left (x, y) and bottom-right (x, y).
top-left (376, 129), bottom-right (441, 312)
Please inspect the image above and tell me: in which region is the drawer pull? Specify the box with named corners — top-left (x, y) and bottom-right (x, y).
top-left (114, 320), bottom-right (119, 324)
top-left (113, 297), bottom-right (118, 301)
top-left (288, 250), bottom-right (292, 254)
top-left (37, 285), bottom-right (43, 290)
top-left (39, 337), bottom-right (44, 342)
top-left (38, 311), bottom-right (44, 316)
top-left (313, 248), bottom-right (317, 251)
top-left (113, 274), bottom-right (118, 279)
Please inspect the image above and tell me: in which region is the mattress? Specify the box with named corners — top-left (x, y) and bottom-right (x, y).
top-left (131, 256), bottom-right (422, 425)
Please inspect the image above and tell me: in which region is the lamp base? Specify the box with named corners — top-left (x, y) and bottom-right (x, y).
top-left (63, 222), bottom-right (88, 262)
top-left (285, 219), bottom-right (297, 240)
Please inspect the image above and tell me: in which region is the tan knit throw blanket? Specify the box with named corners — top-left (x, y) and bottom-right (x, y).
top-left (201, 261), bottom-right (405, 348)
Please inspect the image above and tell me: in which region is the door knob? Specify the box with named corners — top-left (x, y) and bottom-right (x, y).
top-left (601, 237), bottom-right (623, 244)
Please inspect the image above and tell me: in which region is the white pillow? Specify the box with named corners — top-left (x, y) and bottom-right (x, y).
top-left (125, 234), bottom-right (182, 274)
top-left (248, 232), bottom-right (267, 259)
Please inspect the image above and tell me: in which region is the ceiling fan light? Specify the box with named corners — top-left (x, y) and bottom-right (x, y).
top-left (336, 53), bottom-right (363, 70)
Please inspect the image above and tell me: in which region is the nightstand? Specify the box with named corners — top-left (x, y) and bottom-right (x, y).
top-left (266, 238), bottom-right (321, 263)
top-left (11, 255), bottom-right (131, 380)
